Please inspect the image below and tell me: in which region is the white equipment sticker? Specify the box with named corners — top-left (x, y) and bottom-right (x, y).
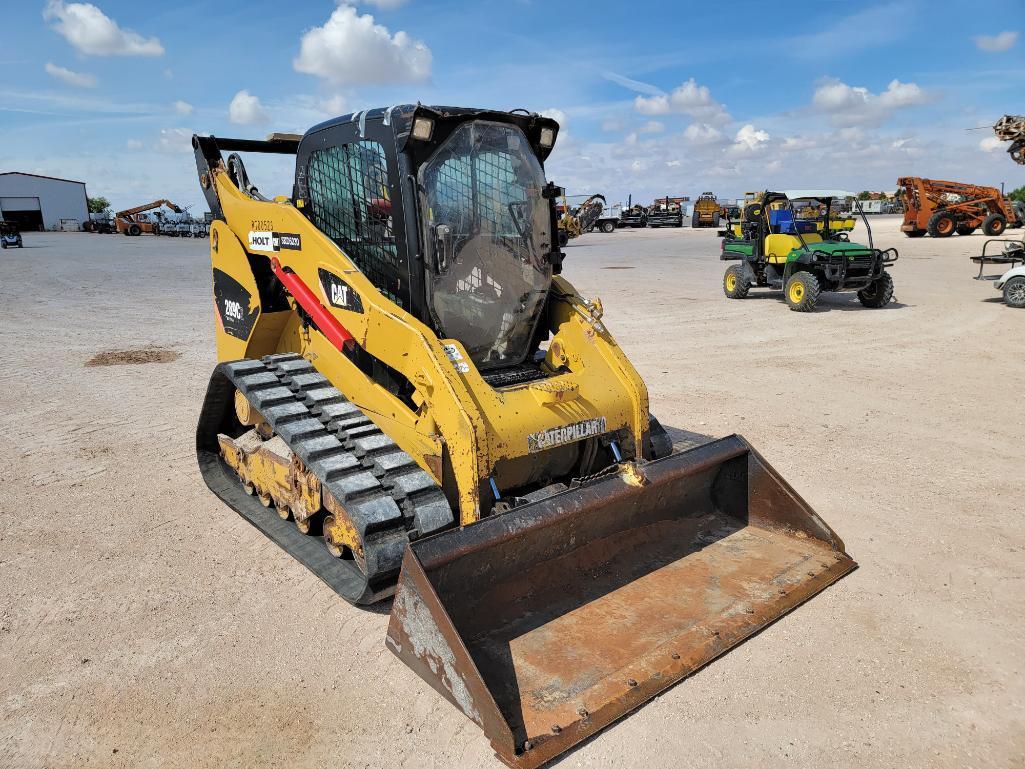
top-left (248, 231), bottom-right (302, 252)
top-left (527, 417), bottom-right (607, 453)
top-left (248, 231), bottom-right (275, 251)
top-left (442, 344), bottom-right (464, 362)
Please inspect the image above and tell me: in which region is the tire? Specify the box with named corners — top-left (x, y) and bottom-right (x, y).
top-left (784, 271), bottom-right (820, 312)
top-left (955, 224), bottom-right (976, 236)
top-left (712, 213), bottom-right (721, 227)
top-left (982, 213), bottom-right (1007, 237)
top-left (857, 271), bottom-right (894, 308)
top-left (599, 220), bottom-right (615, 233)
top-left (128, 224), bottom-right (141, 236)
top-left (1004, 276), bottom-right (1025, 308)
top-left (904, 229), bottom-right (926, 238)
top-left (558, 230), bottom-right (568, 247)
top-left (723, 264), bottom-right (750, 299)
top-left (1, 242), bottom-right (6, 250)
top-left (926, 211), bottom-right (956, 238)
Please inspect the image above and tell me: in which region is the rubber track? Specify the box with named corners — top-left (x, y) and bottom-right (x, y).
top-left (197, 353), bottom-right (454, 605)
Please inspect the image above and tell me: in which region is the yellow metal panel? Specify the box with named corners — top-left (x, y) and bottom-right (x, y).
top-left (206, 166), bottom-right (654, 527)
top-left (764, 233), bottom-right (823, 262)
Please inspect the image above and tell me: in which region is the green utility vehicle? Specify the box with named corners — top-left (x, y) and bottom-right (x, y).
top-left (720, 190), bottom-right (898, 312)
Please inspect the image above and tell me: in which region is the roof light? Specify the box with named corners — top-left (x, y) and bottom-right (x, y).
top-left (412, 116), bottom-right (434, 141)
top-left (539, 127), bottom-right (555, 148)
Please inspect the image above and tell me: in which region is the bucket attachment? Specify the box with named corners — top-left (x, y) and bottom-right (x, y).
top-left (386, 435), bottom-right (856, 769)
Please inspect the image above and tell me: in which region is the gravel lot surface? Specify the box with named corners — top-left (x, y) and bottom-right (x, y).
top-left (1, 217), bottom-right (1022, 768)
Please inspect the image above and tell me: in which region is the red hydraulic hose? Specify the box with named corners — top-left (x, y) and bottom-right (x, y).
top-left (270, 257), bottom-right (355, 351)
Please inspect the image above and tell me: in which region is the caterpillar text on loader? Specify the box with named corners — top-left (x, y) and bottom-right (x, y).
top-left (193, 106), bottom-right (856, 769)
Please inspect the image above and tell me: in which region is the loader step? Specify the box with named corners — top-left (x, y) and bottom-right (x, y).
top-left (196, 353), bottom-right (454, 605)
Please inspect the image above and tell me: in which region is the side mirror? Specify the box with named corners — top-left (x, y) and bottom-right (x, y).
top-left (433, 223), bottom-right (452, 273)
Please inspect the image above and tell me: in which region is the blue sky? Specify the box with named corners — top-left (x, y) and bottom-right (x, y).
top-left (2, 0), bottom-right (1023, 212)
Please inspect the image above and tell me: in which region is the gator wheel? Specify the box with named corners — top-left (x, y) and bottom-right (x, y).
top-left (955, 225), bottom-right (976, 236)
top-left (723, 264), bottom-right (750, 299)
top-left (982, 213), bottom-right (1007, 237)
top-left (857, 272), bottom-right (894, 308)
top-left (785, 272), bottom-right (820, 312)
top-left (927, 211), bottom-right (956, 238)
top-left (1004, 276), bottom-right (1025, 308)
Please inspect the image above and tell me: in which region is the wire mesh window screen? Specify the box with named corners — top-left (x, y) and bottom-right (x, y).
top-left (420, 121), bottom-right (551, 369)
top-left (306, 141), bottom-right (405, 307)
top-left (432, 150), bottom-right (524, 248)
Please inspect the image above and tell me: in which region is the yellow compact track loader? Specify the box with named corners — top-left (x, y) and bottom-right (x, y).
top-left (193, 105), bottom-right (855, 768)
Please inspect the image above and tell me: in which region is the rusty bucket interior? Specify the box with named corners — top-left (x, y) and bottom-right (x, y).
top-left (386, 435), bottom-right (856, 769)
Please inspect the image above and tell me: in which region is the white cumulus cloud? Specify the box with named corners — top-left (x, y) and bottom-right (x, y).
top-left (154, 128), bottom-right (194, 154)
top-left (812, 78), bottom-right (929, 126)
top-left (683, 122), bottom-right (725, 145)
top-left (294, 5), bottom-right (431, 85)
top-left (973, 31), bottom-right (1018, 52)
top-left (44, 62), bottom-right (96, 88)
top-left (732, 124), bottom-right (770, 153)
top-left (360, 0), bottom-right (408, 7)
top-left (43, 1), bottom-right (163, 56)
top-left (980, 136), bottom-right (1005, 152)
top-left (634, 79), bottom-right (730, 125)
top-left (174, 100), bottom-right (194, 116)
top-left (639, 120), bottom-right (665, 134)
top-left (229, 90), bottom-right (270, 125)
top-left (320, 94), bottom-right (349, 116)
top-left (540, 108), bottom-right (567, 126)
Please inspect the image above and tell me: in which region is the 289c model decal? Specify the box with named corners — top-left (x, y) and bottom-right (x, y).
top-left (212, 268), bottom-right (260, 340)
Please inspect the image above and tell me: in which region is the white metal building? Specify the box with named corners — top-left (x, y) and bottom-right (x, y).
top-left (0, 172), bottom-right (90, 231)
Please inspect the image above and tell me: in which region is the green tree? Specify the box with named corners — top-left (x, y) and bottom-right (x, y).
top-left (88, 196), bottom-right (110, 214)
top-left (857, 190), bottom-right (871, 200)
top-left (877, 191), bottom-right (888, 201)
top-left (1008, 185), bottom-right (1025, 203)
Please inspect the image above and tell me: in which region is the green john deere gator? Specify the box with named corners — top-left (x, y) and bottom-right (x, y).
top-left (719, 190), bottom-right (898, 312)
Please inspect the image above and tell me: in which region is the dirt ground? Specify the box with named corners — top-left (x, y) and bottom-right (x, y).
top-left (1, 217), bottom-right (1023, 769)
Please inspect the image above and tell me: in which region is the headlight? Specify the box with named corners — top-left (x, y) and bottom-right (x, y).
top-left (412, 116), bottom-right (434, 141)
top-left (539, 127), bottom-right (555, 148)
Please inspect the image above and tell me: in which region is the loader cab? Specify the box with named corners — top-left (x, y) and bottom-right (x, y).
top-left (294, 106), bottom-right (562, 371)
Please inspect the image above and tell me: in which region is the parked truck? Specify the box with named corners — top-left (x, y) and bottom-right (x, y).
top-left (691, 191), bottom-right (720, 228)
